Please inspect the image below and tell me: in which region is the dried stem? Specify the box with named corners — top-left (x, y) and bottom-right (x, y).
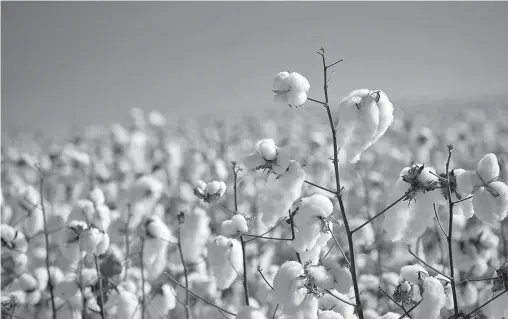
top-left (433, 203), bottom-right (448, 238)
top-left (303, 180), bottom-right (336, 195)
top-left (445, 145), bottom-right (459, 314)
top-left (464, 289), bottom-right (508, 317)
top-left (93, 254), bottom-right (106, 319)
top-left (177, 212), bottom-right (190, 319)
top-left (318, 47), bottom-right (363, 318)
top-left (351, 194), bottom-right (407, 234)
top-left (38, 172), bottom-right (57, 319)
top-left (327, 224), bottom-right (351, 268)
top-left (257, 266), bottom-right (274, 291)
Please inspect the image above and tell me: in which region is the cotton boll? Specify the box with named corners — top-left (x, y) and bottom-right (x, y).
top-left (273, 71), bottom-right (291, 93)
top-left (319, 291), bottom-right (354, 318)
top-left (455, 169), bottom-right (477, 195)
top-left (59, 220), bottom-right (87, 264)
top-left (79, 227), bottom-right (105, 255)
top-left (180, 207), bottom-right (211, 263)
top-left (413, 277), bottom-right (446, 319)
top-left (461, 282), bottom-right (478, 307)
top-left (372, 90), bottom-right (394, 144)
top-left (400, 264), bottom-right (428, 284)
top-left (477, 153), bottom-right (500, 183)
top-left (293, 294), bottom-right (318, 319)
top-left (89, 188), bottom-right (106, 206)
top-left (116, 289), bottom-right (142, 319)
top-left (256, 138), bottom-right (277, 161)
top-left (1, 224), bottom-right (28, 255)
top-left (288, 72), bottom-right (310, 93)
top-left (321, 259), bottom-right (352, 294)
top-left (286, 91), bottom-right (308, 107)
top-left (207, 236), bottom-right (243, 290)
top-left (308, 265), bottom-right (335, 290)
top-left (237, 306), bottom-right (267, 319)
top-left (273, 261), bottom-right (308, 314)
top-left (382, 172), bottom-right (411, 241)
top-left (318, 310), bottom-right (344, 319)
top-left (148, 110), bottom-right (167, 127)
top-left (259, 160), bottom-right (306, 228)
top-left (292, 194), bottom-right (333, 252)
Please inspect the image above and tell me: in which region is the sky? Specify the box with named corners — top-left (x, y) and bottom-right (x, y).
top-left (2, 1), bottom-right (508, 137)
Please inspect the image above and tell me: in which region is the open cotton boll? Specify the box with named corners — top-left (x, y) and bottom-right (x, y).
top-left (259, 160), bottom-right (306, 228)
top-left (1, 224), bottom-right (28, 255)
top-left (400, 264), bottom-right (428, 284)
top-left (221, 214), bottom-right (249, 236)
top-left (371, 91), bottom-right (394, 144)
top-left (308, 265), bottom-right (335, 290)
top-left (382, 169), bottom-right (411, 241)
top-left (237, 306), bottom-right (267, 319)
top-left (477, 153), bottom-right (500, 183)
top-left (88, 188), bottom-right (105, 206)
top-left (401, 192), bottom-right (439, 242)
top-left (273, 71), bottom-right (291, 93)
top-left (206, 236), bottom-right (243, 290)
top-left (318, 310), bottom-right (344, 319)
top-left (256, 138), bottom-right (277, 161)
top-left (413, 277), bottom-right (447, 319)
top-left (148, 110), bottom-right (167, 127)
top-left (455, 169), bottom-right (477, 195)
top-left (180, 207), bottom-right (211, 263)
top-left (321, 259), bottom-right (352, 294)
top-left (79, 227), bottom-right (109, 256)
top-left (59, 220), bottom-right (87, 264)
top-left (292, 194), bottom-right (333, 252)
top-left (273, 261), bottom-right (308, 314)
top-left (288, 72), bottom-right (310, 93)
top-left (115, 289), bottom-right (141, 319)
top-left (473, 182), bottom-right (508, 224)
top-left (299, 244), bottom-right (322, 265)
top-left (286, 90), bottom-right (308, 107)
top-left (292, 294), bottom-right (318, 319)
top-left (434, 274), bottom-right (454, 310)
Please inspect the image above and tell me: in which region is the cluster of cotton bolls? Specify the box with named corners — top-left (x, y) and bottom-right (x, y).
top-left (272, 71), bottom-right (310, 107)
top-left (3, 59), bottom-right (508, 319)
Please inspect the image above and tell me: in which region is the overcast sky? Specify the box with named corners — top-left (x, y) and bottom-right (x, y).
top-left (2, 1), bottom-right (508, 137)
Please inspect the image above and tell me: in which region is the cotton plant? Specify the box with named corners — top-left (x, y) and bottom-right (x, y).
top-left (273, 261), bottom-right (309, 315)
top-left (221, 213), bottom-right (249, 236)
top-left (334, 88), bottom-right (394, 164)
top-left (272, 71), bottom-right (310, 107)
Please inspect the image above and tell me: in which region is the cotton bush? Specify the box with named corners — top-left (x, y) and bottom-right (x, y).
top-left (2, 48), bottom-right (508, 319)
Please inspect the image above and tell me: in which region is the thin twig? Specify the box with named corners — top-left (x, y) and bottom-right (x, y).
top-left (378, 286), bottom-right (412, 319)
top-left (408, 247), bottom-right (451, 280)
top-left (464, 289), bottom-right (508, 317)
top-left (304, 180), bottom-right (336, 195)
top-left (433, 203), bottom-right (448, 238)
top-left (323, 289), bottom-right (358, 307)
top-left (244, 216), bottom-right (288, 243)
top-left (177, 212), bottom-right (190, 319)
top-left (318, 47), bottom-right (363, 319)
top-left (351, 194), bottom-right (407, 234)
top-left (38, 172), bottom-right (57, 319)
top-left (452, 195), bottom-right (473, 205)
top-left (272, 304), bottom-right (279, 319)
top-left (457, 276), bottom-right (501, 285)
top-left (257, 266), bottom-right (274, 291)
top-left (165, 272), bottom-right (237, 317)
top-left (445, 145), bottom-right (459, 314)
top-left (397, 301), bottom-right (421, 319)
top-left (327, 225), bottom-right (351, 268)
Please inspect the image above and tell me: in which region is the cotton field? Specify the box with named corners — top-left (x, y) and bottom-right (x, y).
top-left (2, 50), bottom-right (508, 319)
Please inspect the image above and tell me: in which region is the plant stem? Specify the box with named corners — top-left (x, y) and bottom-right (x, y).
top-left (94, 254), bottom-right (106, 319)
top-left (38, 174), bottom-right (57, 319)
top-left (351, 194), bottom-right (407, 234)
top-left (140, 238), bottom-right (146, 319)
top-left (177, 212), bottom-right (190, 319)
top-left (318, 47), bottom-right (363, 318)
top-left (445, 146), bottom-right (459, 314)
top-left (303, 180), bottom-right (336, 194)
